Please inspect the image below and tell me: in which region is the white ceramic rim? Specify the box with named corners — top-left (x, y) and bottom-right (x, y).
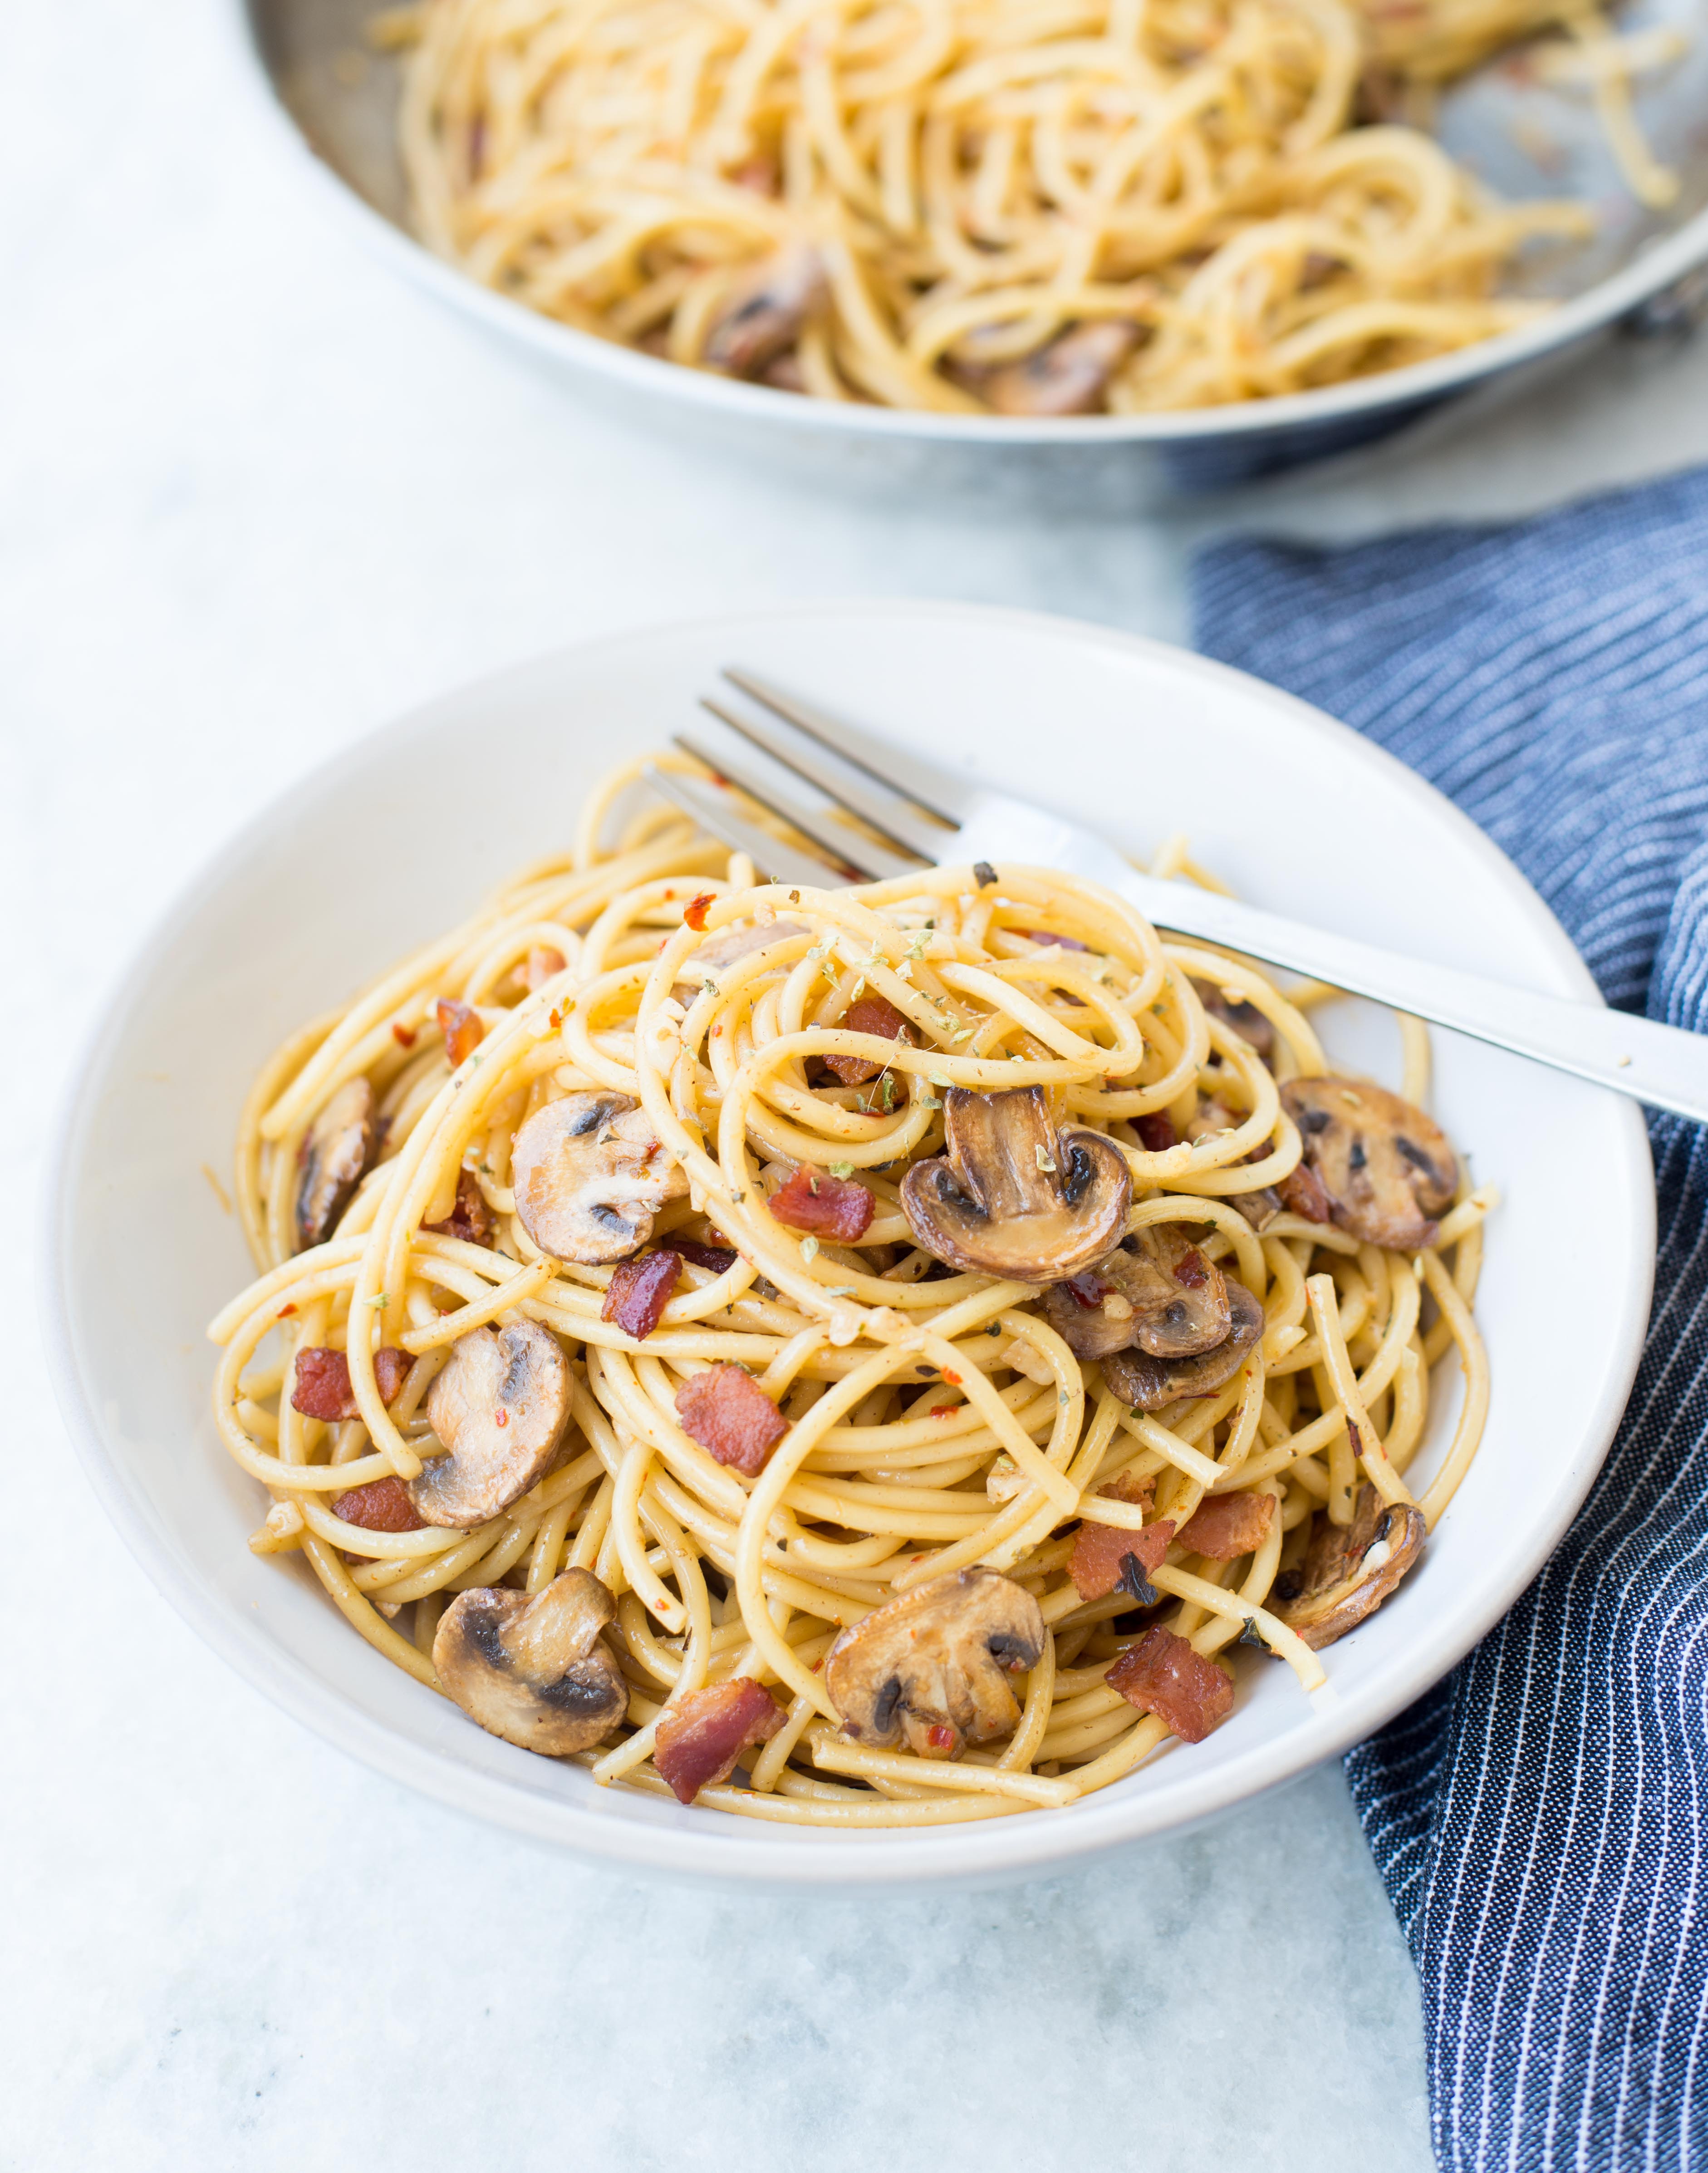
top-left (226, 0), bottom-right (1708, 450)
top-left (40, 600), bottom-right (1655, 1883)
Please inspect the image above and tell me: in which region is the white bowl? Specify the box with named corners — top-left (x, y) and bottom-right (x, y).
top-left (42, 602), bottom-right (1653, 1885)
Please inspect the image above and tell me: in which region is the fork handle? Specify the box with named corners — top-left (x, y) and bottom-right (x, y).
top-left (1119, 869), bottom-right (1708, 1125)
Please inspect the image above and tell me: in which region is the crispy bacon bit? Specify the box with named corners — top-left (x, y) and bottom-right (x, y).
top-left (1173, 1248), bottom-right (1208, 1288)
top-left (521, 944), bottom-right (567, 992)
top-left (823, 994), bottom-right (917, 1085)
top-left (1070, 1472), bottom-right (1174, 1602)
top-left (658, 1234), bottom-right (740, 1276)
top-left (424, 1169), bottom-right (494, 1247)
top-left (1065, 1272), bottom-right (1105, 1309)
top-left (333, 1475), bottom-right (425, 1533)
top-left (676, 1364), bottom-right (790, 1475)
top-left (683, 893), bottom-right (715, 932)
top-left (1106, 1625), bottom-right (1233, 1742)
top-left (602, 1249), bottom-right (682, 1339)
top-left (392, 1022), bottom-right (418, 1048)
top-left (768, 1166), bottom-right (874, 1242)
top-left (1177, 1490), bottom-right (1276, 1561)
top-left (436, 998), bottom-right (484, 1067)
top-left (654, 1677), bottom-right (785, 1802)
top-left (291, 1345), bottom-right (412, 1422)
top-left (1279, 1161), bottom-right (1335, 1224)
top-left (1136, 1114), bottom-right (1178, 1153)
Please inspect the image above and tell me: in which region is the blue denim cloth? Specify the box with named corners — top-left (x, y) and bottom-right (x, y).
top-left (1193, 466), bottom-right (1708, 2172)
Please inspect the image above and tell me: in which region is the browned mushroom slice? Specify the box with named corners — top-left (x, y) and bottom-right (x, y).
top-left (407, 1320), bottom-right (571, 1529)
top-left (982, 321), bottom-right (1144, 417)
top-left (511, 1091), bottom-right (689, 1266)
top-left (1271, 1483), bottom-right (1425, 1649)
top-left (824, 1567), bottom-right (1045, 1760)
top-left (1185, 1095), bottom-right (1283, 1230)
top-left (294, 1077), bottom-right (375, 1252)
top-left (899, 1086), bottom-right (1130, 1283)
top-left (1102, 1278), bottom-right (1264, 1411)
top-left (672, 919), bottom-right (808, 1003)
top-left (1039, 1228), bottom-right (1230, 1361)
top-left (1280, 1077), bottom-right (1457, 1249)
top-left (1193, 983), bottom-right (1276, 1060)
top-left (702, 244), bottom-right (827, 379)
top-left (434, 1568), bottom-right (628, 1755)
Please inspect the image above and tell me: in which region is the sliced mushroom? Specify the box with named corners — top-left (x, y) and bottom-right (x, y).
top-left (1271, 1483), bottom-right (1425, 1649)
top-left (1280, 1077), bottom-right (1457, 1249)
top-left (824, 1566), bottom-right (1045, 1760)
top-left (408, 1320), bottom-right (571, 1528)
top-left (900, 1086), bottom-right (1130, 1283)
top-left (703, 244), bottom-right (827, 378)
top-left (511, 1091), bottom-right (689, 1265)
top-left (294, 1077), bottom-right (374, 1251)
top-left (434, 1567), bottom-right (628, 1755)
top-left (982, 320), bottom-right (1144, 417)
top-left (1187, 1095), bottom-right (1283, 1230)
top-left (1193, 983), bottom-right (1276, 1059)
top-left (672, 919), bottom-right (807, 1003)
top-left (1102, 1278), bottom-right (1264, 1411)
top-left (1040, 1228), bottom-right (1230, 1361)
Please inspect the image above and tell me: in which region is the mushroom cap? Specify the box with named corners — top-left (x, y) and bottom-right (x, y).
top-left (703, 245), bottom-right (827, 377)
top-left (1102, 1277), bottom-right (1264, 1411)
top-left (1280, 1077), bottom-right (1457, 1250)
top-left (408, 1320), bottom-right (571, 1528)
top-left (1271, 1483), bottom-right (1426, 1649)
top-left (511, 1091), bottom-right (689, 1266)
top-left (1039, 1229), bottom-right (1230, 1361)
top-left (295, 1077), bottom-right (374, 1252)
top-left (824, 1566), bottom-right (1045, 1759)
top-left (899, 1086), bottom-right (1130, 1283)
top-left (434, 1568), bottom-right (628, 1755)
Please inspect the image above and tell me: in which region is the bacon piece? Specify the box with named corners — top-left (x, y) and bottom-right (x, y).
top-left (521, 944), bottom-right (567, 992)
top-left (822, 995), bottom-right (917, 1085)
top-left (658, 1234), bottom-right (740, 1276)
top-left (1278, 1161), bottom-right (1335, 1224)
top-left (392, 1022), bottom-right (418, 1049)
top-left (333, 1475), bottom-right (426, 1533)
top-left (676, 1364), bottom-right (790, 1475)
top-left (436, 998), bottom-right (485, 1067)
top-left (1106, 1625), bottom-right (1234, 1743)
top-left (1070, 1473), bottom-right (1174, 1603)
top-left (1176, 1490), bottom-right (1275, 1561)
top-left (1136, 1114), bottom-right (1177, 1153)
top-left (291, 1345), bottom-right (412, 1421)
top-left (424, 1168), bottom-right (494, 1247)
top-left (768, 1166), bottom-right (874, 1242)
top-left (602, 1249), bottom-right (682, 1339)
top-left (683, 893), bottom-right (715, 932)
top-left (654, 1678), bottom-right (785, 1803)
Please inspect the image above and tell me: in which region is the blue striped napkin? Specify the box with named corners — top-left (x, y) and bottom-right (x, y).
top-left (1193, 466), bottom-right (1708, 2173)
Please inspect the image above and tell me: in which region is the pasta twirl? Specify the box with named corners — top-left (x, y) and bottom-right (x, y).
top-left (210, 757), bottom-right (1493, 1825)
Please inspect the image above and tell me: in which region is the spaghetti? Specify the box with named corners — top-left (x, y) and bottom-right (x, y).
top-left (375, 0), bottom-right (1629, 414)
top-left (211, 756), bottom-right (1493, 1826)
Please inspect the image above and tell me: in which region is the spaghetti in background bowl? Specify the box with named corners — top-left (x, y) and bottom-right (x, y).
top-left (231, 0), bottom-right (1708, 501)
top-left (42, 603), bottom-right (1653, 1884)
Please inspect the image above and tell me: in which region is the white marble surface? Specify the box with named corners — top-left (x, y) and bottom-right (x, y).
top-left (10, 3), bottom-right (1708, 2164)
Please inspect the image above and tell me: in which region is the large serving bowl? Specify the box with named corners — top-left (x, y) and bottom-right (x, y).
top-left (234, 0), bottom-right (1708, 502)
top-left (42, 602), bottom-right (1653, 1885)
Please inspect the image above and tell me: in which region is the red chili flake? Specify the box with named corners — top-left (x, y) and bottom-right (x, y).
top-left (926, 1725), bottom-right (957, 1752)
top-left (277, 1303), bottom-right (298, 1318)
top-left (768, 1166), bottom-right (874, 1243)
top-left (1173, 1249), bottom-right (1208, 1288)
top-left (392, 1022), bottom-right (418, 1049)
top-left (683, 893), bottom-right (715, 932)
top-left (436, 998), bottom-right (484, 1067)
top-left (1065, 1273), bottom-right (1104, 1310)
top-left (1136, 1114), bottom-right (1178, 1153)
top-left (333, 1476), bottom-right (425, 1534)
top-left (602, 1249), bottom-right (682, 1340)
top-left (675, 1365), bottom-right (790, 1476)
top-left (548, 1007), bottom-right (562, 1031)
top-left (929, 1404), bottom-right (957, 1418)
top-left (495, 1408), bottom-right (508, 1427)
top-left (941, 1369), bottom-right (962, 1387)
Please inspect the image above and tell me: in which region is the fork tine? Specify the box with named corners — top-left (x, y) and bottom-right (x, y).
top-left (643, 764), bottom-right (840, 888)
top-left (721, 668), bottom-right (970, 827)
top-left (673, 729), bottom-right (924, 883)
top-left (700, 693), bottom-right (950, 863)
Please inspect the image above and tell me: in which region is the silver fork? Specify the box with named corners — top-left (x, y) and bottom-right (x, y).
top-left (643, 668), bottom-right (1708, 1126)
